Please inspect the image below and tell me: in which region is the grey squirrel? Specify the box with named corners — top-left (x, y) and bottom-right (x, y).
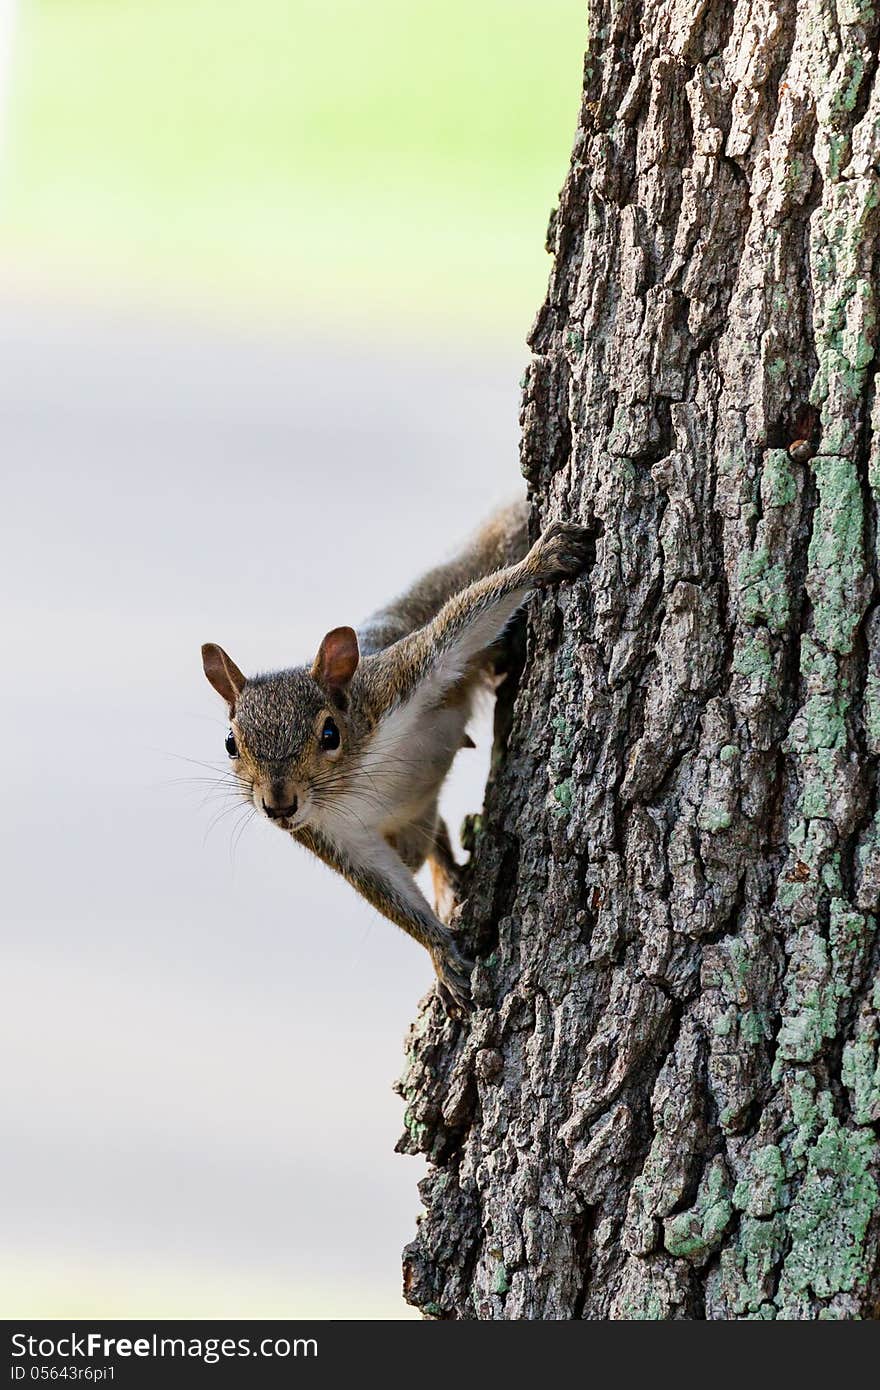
top-left (201, 500), bottom-right (596, 1014)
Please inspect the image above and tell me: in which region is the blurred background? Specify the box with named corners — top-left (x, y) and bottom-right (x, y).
top-left (0, 1), bottom-right (584, 1318)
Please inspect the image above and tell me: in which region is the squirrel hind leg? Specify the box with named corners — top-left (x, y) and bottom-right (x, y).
top-left (434, 945), bottom-right (474, 1016)
top-left (429, 817), bottom-right (462, 924)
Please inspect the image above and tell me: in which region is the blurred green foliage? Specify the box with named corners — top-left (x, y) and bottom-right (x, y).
top-left (2, 0), bottom-right (585, 337)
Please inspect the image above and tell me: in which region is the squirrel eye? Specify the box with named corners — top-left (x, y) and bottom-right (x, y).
top-left (320, 716), bottom-right (340, 752)
top-left (225, 730), bottom-right (238, 758)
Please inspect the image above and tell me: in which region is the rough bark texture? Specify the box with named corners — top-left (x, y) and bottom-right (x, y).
top-left (396, 0), bottom-right (880, 1318)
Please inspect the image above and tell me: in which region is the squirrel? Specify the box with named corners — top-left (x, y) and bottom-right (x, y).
top-left (201, 500), bottom-right (596, 1014)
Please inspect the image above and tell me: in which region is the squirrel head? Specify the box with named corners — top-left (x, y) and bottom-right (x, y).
top-left (201, 628), bottom-right (361, 830)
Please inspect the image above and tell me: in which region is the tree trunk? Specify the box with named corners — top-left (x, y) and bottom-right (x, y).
top-left (396, 0), bottom-right (880, 1319)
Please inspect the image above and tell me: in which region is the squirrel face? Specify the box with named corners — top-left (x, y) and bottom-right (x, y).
top-left (201, 628), bottom-right (361, 831)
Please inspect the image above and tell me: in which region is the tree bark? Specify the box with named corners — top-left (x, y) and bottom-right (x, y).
top-left (396, 0), bottom-right (880, 1319)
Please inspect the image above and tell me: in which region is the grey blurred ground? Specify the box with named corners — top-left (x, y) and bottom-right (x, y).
top-left (0, 298), bottom-right (523, 1316)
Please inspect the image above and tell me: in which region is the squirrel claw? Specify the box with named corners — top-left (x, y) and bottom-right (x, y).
top-left (530, 519), bottom-right (598, 588)
top-left (435, 949), bottom-right (475, 1017)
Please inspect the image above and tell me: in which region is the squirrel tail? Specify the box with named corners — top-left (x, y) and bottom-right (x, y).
top-left (358, 497), bottom-right (530, 654)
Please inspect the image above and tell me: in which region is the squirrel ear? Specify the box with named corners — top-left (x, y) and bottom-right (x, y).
top-left (202, 643), bottom-right (247, 709)
top-left (312, 626), bottom-right (360, 693)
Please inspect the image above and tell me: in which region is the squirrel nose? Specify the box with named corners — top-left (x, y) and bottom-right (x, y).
top-left (264, 795), bottom-right (298, 820)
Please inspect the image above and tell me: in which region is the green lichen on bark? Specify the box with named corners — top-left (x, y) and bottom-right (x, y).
top-left (664, 1157), bottom-right (733, 1261)
top-left (785, 642), bottom-right (849, 753)
top-left (761, 448), bottom-right (798, 509)
top-left (774, 906), bottom-right (874, 1069)
top-left (809, 174), bottom-right (879, 458)
top-left (786, 1074), bottom-right (834, 1163)
top-left (697, 804), bottom-right (733, 833)
top-left (733, 1145), bottom-right (786, 1218)
top-left (776, 1121), bottom-right (879, 1311)
top-left (842, 979), bottom-right (880, 1123)
top-left (732, 629), bottom-right (775, 684)
top-left (805, 455), bottom-right (868, 653)
top-left (737, 545), bottom-right (792, 633)
top-left (717, 1214), bottom-right (787, 1318)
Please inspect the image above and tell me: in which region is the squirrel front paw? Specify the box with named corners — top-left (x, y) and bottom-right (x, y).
top-left (529, 519), bottom-right (598, 588)
top-left (433, 943), bottom-right (475, 1017)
